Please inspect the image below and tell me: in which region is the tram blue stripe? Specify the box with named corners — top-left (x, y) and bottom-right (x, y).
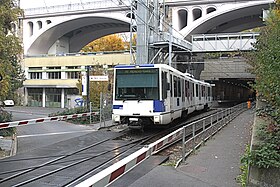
top-left (153, 100), bottom-right (165, 112)
top-left (113, 105), bottom-right (123, 109)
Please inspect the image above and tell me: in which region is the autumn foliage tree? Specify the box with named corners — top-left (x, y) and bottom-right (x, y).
top-left (81, 34), bottom-right (125, 52)
top-left (76, 66), bottom-right (112, 109)
top-left (0, 0), bottom-right (24, 104)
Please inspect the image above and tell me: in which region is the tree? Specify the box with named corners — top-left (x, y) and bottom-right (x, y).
top-left (81, 34), bottom-right (125, 52)
top-left (247, 1), bottom-right (280, 121)
top-left (0, 0), bottom-right (24, 103)
top-left (76, 65), bottom-right (112, 109)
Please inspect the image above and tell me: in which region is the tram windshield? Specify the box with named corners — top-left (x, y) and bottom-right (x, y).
top-left (115, 68), bottom-right (159, 100)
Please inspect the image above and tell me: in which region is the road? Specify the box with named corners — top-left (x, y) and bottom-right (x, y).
top-left (3, 106), bottom-right (96, 154)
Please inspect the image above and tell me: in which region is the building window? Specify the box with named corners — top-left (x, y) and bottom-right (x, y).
top-left (45, 88), bottom-right (61, 108)
top-left (28, 88), bottom-right (43, 107)
top-left (29, 72), bottom-right (42, 79)
top-left (29, 67), bottom-right (42, 79)
top-left (47, 67), bottom-right (61, 79)
top-left (66, 66), bottom-right (80, 79)
top-left (67, 72), bottom-right (79, 79)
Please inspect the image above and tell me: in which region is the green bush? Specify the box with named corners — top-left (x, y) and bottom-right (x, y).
top-left (0, 109), bottom-right (12, 122)
top-left (48, 106), bottom-right (100, 124)
top-left (247, 9), bottom-right (280, 123)
top-left (244, 3), bottom-right (280, 171)
top-left (0, 108), bottom-right (14, 137)
top-left (251, 119), bottom-right (280, 168)
top-left (237, 145), bottom-right (250, 186)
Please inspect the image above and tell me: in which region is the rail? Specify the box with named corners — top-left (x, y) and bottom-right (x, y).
top-left (76, 102), bottom-right (248, 187)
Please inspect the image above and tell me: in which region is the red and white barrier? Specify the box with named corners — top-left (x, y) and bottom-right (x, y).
top-left (0, 112), bottom-right (99, 129)
top-left (76, 147), bottom-right (151, 187)
top-left (75, 127), bottom-right (184, 187)
top-left (149, 128), bottom-right (183, 154)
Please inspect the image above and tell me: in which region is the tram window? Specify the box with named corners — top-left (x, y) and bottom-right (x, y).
top-left (162, 72), bottom-right (168, 99)
top-left (202, 86), bottom-right (205, 97)
top-left (174, 76), bottom-right (178, 97)
top-left (170, 74), bottom-right (173, 97)
top-left (178, 78), bottom-right (181, 97)
top-left (185, 80), bottom-right (188, 97)
top-left (182, 79), bottom-right (185, 101)
top-left (196, 84), bottom-right (198, 97)
top-left (192, 83), bottom-right (195, 97)
top-left (199, 85), bottom-right (202, 100)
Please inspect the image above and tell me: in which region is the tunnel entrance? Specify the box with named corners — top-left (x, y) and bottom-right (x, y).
top-left (207, 78), bottom-right (255, 106)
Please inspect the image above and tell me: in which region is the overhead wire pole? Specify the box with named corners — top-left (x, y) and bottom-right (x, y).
top-left (123, 0), bottom-right (190, 67)
top-left (136, 0), bottom-right (149, 64)
top-left (129, 0), bottom-right (134, 64)
top-left (169, 24), bottom-right (172, 66)
top-left (86, 66), bottom-right (90, 110)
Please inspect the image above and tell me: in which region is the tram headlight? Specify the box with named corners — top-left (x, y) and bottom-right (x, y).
top-left (154, 116), bottom-right (160, 123)
top-left (113, 115), bottom-right (120, 122)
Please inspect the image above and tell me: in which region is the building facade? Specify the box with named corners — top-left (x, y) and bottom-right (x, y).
top-left (23, 52), bottom-right (130, 108)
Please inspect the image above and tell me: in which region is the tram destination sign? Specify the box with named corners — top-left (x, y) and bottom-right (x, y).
top-left (119, 69), bottom-right (158, 74)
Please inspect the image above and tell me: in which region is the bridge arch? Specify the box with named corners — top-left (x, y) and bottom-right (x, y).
top-left (25, 15), bottom-right (130, 55)
top-left (174, 1), bottom-right (271, 39)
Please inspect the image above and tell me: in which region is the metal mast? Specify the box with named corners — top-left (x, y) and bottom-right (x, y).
top-left (135, 0), bottom-right (191, 65)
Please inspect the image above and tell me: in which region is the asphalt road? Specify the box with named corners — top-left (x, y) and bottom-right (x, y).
top-left (3, 106), bottom-right (96, 154)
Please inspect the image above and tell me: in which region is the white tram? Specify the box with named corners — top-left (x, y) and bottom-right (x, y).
top-left (112, 64), bottom-right (213, 129)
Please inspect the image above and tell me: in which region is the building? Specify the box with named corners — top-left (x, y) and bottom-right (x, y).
top-left (23, 52), bottom-right (130, 108)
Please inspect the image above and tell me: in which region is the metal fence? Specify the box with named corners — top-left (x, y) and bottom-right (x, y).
top-left (24, 0), bottom-right (131, 15)
top-left (177, 102), bottom-right (247, 167)
top-left (192, 33), bottom-right (259, 52)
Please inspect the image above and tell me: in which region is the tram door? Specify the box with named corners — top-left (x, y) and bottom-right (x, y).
top-left (162, 71), bottom-right (170, 112)
top-left (169, 72), bottom-right (174, 120)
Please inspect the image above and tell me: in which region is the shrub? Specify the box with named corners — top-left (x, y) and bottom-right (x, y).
top-left (48, 106), bottom-right (100, 124)
top-left (0, 108), bottom-right (14, 137)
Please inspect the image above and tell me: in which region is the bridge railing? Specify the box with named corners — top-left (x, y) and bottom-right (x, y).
top-left (162, 32), bottom-right (193, 50)
top-left (24, 0), bottom-right (131, 15)
top-left (24, 50), bottom-right (132, 58)
top-left (192, 32), bottom-right (259, 52)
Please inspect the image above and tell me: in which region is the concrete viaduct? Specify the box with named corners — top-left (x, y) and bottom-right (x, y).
top-left (18, 0), bottom-right (274, 56)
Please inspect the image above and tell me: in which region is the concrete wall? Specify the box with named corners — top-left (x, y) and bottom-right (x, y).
top-left (248, 100), bottom-right (280, 186)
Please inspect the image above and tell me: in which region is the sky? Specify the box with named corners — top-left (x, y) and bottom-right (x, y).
top-left (20, 0), bottom-right (93, 9)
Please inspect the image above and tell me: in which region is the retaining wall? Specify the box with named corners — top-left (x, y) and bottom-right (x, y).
top-left (248, 100), bottom-right (280, 187)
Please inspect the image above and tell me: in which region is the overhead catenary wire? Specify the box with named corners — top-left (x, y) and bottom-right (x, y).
top-left (109, 0), bottom-right (186, 43)
top-left (109, 0), bottom-right (192, 65)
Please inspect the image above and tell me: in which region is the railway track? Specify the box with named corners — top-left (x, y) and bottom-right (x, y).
top-left (0, 107), bottom-right (228, 186)
top-left (0, 132), bottom-right (147, 186)
top-left (113, 108), bottom-right (221, 146)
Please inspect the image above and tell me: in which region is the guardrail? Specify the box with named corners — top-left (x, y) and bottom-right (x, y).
top-left (192, 33), bottom-right (259, 52)
top-left (75, 103), bottom-right (247, 187)
top-left (0, 112), bottom-right (99, 129)
top-left (178, 102), bottom-right (247, 166)
top-left (160, 32), bottom-right (192, 50)
top-left (24, 50), bottom-right (132, 58)
top-left (24, 0), bottom-right (131, 15)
